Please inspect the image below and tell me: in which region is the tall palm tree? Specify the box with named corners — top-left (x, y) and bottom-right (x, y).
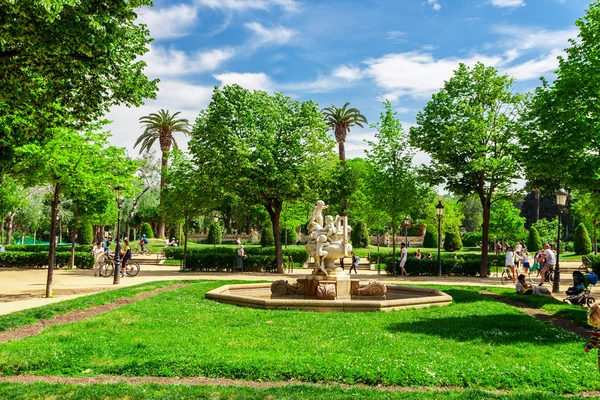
top-left (136, 109), bottom-right (190, 238)
top-left (322, 102), bottom-right (367, 161)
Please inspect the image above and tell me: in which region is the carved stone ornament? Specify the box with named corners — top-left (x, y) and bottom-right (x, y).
top-left (271, 280), bottom-right (299, 296)
top-left (351, 280), bottom-right (360, 296)
top-left (317, 283), bottom-right (336, 300)
top-left (357, 282), bottom-right (387, 297)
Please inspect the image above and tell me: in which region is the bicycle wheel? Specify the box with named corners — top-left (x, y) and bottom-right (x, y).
top-left (101, 261), bottom-right (114, 277)
top-left (501, 270), bottom-right (510, 285)
top-left (526, 271), bottom-right (536, 284)
top-left (145, 248), bottom-right (152, 256)
top-left (126, 261), bottom-right (140, 277)
top-left (588, 297), bottom-right (596, 307)
top-left (546, 270), bottom-right (554, 284)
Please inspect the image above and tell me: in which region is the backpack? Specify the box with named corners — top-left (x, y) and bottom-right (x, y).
top-left (142, 237), bottom-right (148, 244)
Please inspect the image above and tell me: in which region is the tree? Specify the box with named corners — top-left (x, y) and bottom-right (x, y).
top-left (462, 197), bottom-right (483, 233)
top-left (77, 221), bottom-right (93, 245)
top-left (13, 129), bottom-right (133, 297)
top-left (322, 102), bottom-right (367, 162)
top-left (207, 223), bottom-right (222, 245)
top-left (423, 231), bottom-right (438, 248)
top-left (574, 223), bottom-right (592, 255)
top-left (0, 176), bottom-right (25, 244)
top-left (571, 191), bottom-right (600, 254)
top-left (532, 217), bottom-right (558, 246)
top-left (190, 85), bottom-right (334, 273)
top-left (261, 224), bottom-right (275, 247)
top-left (443, 228), bottom-right (463, 252)
top-left (489, 199), bottom-right (526, 244)
top-left (0, 0), bottom-right (157, 168)
top-left (366, 101), bottom-right (426, 274)
top-left (527, 226), bottom-right (543, 252)
top-left (409, 63), bottom-right (526, 277)
top-left (520, 2), bottom-right (600, 194)
top-left (351, 221), bottom-right (370, 248)
top-left (136, 110), bottom-right (191, 238)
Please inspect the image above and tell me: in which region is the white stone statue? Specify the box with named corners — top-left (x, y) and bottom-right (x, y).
top-left (314, 235), bottom-right (329, 276)
top-left (309, 200), bottom-right (328, 228)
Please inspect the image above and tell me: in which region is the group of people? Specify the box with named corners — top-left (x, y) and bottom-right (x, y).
top-left (505, 242), bottom-right (556, 287)
top-left (91, 236), bottom-right (132, 278)
top-left (413, 249), bottom-right (433, 260)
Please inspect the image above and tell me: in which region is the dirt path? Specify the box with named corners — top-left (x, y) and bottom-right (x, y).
top-left (0, 283), bottom-right (189, 344)
top-left (481, 290), bottom-right (589, 337)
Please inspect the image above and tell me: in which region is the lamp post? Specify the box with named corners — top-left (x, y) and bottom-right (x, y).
top-left (404, 215), bottom-right (410, 247)
top-left (213, 214), bottom-right (219, 248)
top-left (436, 200), bottom-right (444, 277)
top-left (553, 187), bottom-right (569, 293)
top-left (113, 191), bottom-right (125, 285)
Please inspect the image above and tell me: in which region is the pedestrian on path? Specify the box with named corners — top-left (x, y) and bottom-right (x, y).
top-left (399, 242), bottom-right (408, 277)
top-left (350, 252), bottom-right (359, 274)
top-left (92, 242), bottom-right (105, 277)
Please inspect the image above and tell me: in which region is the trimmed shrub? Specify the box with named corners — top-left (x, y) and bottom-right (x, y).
top-left (4, 244), bottom-right (92, 253)
top-left (574, 223), bottom-right (592, 255)
top-left (140, 222), bottom-right (154, 239)
top-left (527, 226), bottom-right (542, 252)
top-left (280, 226), bottom-right (297, 246)
top-left (351, 221), bottom-right (370, 248)
top-left (443, 229), bottom-right (462, 252)
top-left (207, 222), bottom-right (222, 245)
top-left (380, 252), bottom-right (505, 277)
top-left (0, 251), bottom-right (94, 269)
top-left (261, 226), bottom-right (274, 247)
top-left (164, 246), bottom-right (308, 264)
top-left (463, 232), bottom-right (482, 247)
top-left (423, 231), bottom-right (438, 248)
top-left (77, 221), bottom-right (94, 245)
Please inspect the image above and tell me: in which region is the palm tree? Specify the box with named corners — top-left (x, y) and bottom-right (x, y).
top-left (136, 109), bottom-right (190, 238)
top-left (321, 102), bottom-right (367, 161)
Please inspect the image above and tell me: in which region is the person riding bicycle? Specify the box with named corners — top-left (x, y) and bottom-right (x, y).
top-left (120, 238), bottom-right (132, 277)
top-left (538, 243), bottom-right (556, 286)
top-left (140, 235), bottom-right (148, 253)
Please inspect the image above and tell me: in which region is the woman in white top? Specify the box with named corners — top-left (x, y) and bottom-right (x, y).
top-left (505, 245), bottom-right (520, 284)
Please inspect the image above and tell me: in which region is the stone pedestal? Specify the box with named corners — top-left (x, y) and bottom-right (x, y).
top-left (297, 271), bottom-right (352, 300)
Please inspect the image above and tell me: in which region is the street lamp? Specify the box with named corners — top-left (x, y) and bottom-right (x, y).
top-left (436, 200), bottom-right (444, 277)
top-left (113, 190), bottom-right (125, 285)
top-left (553, 187), bottom-right (569, 293)
top-left (213, 214), bottom-right (219, 248)
top-left (404, 215), bottom-right (410, 247)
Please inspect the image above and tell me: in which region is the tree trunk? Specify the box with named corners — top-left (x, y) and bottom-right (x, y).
top-left (33, 230), bottom-right (37, 244)
top-left (46, 183), bottom-right (61, 298)
top-left (265, 200), bottom-right (284, 273)
top-left (158, 150), bottom-right (168, 238)
top-left (246, 216), bottom-right (251, 235)
top-left (533, 189), bottom-right (540, 223)
top-left (125, 186), bottom-right (149, 240)
top-left (70, 201), bottom-right (79, 268)
top-left (594, 218), bottom-right (598, 255)
top-left (391, 214), bottom-right (397, 275)
top-left (183, 206), bottom-right (189, 271)
top-left (5, 211), bottom-right (14, 246)
top-left (338, 141), bottom-right (346, 162)
top-left (226, 214), bottom-right (232, 235)
top-left (480, 202), bottom-right (491, 278)
top-left (0, 217), bottom-right (4, 244)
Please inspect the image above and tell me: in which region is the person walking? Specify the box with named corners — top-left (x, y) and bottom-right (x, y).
top-left (92, 242), bottom-right (105, 277)
top-left (350, 252), bottom-right (359, 274)
top-left (399, 242), bottom-right (408, 277)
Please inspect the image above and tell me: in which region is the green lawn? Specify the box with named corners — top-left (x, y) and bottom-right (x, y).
top-left (0, 382), bottom-right (578, 400)
top-left (0, 282), bottom-right (597, 394)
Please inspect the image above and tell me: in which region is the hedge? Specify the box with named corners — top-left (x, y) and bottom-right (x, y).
top-left (4, 244), bottom-right (93, 253)
top-left (373, 252), bottom-right (505, 277)
top-left (0, 251), bottom-right (94, 269)
top-left (165, 246), bottom-right (309, 264)
top-left (182, 252), bottom-right (277, 272)
top-left (462, 232), bottom-right (482, 247)
top-left (443, 229), bottom-right (463, 252)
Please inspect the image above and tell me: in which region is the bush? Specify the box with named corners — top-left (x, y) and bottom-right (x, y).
top-left (164, 246), bottom-right (309, 264)
top-left (574, 223), bottom-right (592, 255)
top-left (0, 251), bottom-right (94, 269)
top-left (527, 226), bottom-right (543, 252)
top-left (4, 244), bottom-right (92, 253)
top-left (379, 252), bottom-right (505, 277)
top-left (207, 222), bottom-right (222, 245)
top-left (462, 232), bottom-right (482, 247)
top-left (422, 231), bottom-right (438, 248)
top-left (443, 229), bottom-right (462, 252)
top-left (140, 222), bottom-right (154, 239)
top-left (351, 221), bottom-right (370, 248)
top-left (280, 226), bottom-right (297, 246)
top-left (76, 221), bottom-right (94, 245)
top-left (261, 226), bottom-right (274, 247)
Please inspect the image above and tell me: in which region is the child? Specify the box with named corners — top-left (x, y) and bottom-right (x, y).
top-left (585, 303), bottom-right (600, 372)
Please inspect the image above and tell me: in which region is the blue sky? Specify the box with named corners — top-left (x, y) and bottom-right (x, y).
top-left (107, 0), bottom-right (592, 162)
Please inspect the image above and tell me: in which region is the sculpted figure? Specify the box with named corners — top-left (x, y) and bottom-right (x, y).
top-left (323, 215), bottom-right (337, 242)
top-left (310, 200), bottom-right (329, 228)
top-left (314, 235), bottom-right (330, 276)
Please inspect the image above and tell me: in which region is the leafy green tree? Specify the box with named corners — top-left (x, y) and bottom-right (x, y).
top-left (571, 191), bottom-right (600, 254)
top-left (140, 222), bottom-right (154, 239)
top-left (190, 85), bottom-right (334, 273)
top-left (322, 103), bottom-right (367, 162)
top-left (423, 231), bottom-right (438, 249)
top-left (532, 217), bottom-right (558, 245)
top-left (489, 200), bottom-right (526, 244)
top-left (261, 224), bottom-right (275, 247)
top-left (574, 223), bottom-right (592, 255)
top-left (280, 226), bottom-right (297, 247)
top-left (462, 197), bottom-right (483, 233)
top-left (443, 228), bottom-right (463, 252)
top-left (351, 221), bottom-right (370, 248)
top-left (366, 101), bottom-right (427, 274)
top-left (0, 176), bottom-right (25, 244)
top-left (207, 223), bottom-right (222, 245)
top-left (77, 221), bottom-right (93, 245)
top-left (0, 0), bottom-right (157, 168)
top-left (13, 186), bottom-right (47, 243)
top-left (409, 63), bottom-right (526, 277)
top-left (136, 110), bottom-right (191, 238)
top-left (527, 226), bottom-right (543, 252)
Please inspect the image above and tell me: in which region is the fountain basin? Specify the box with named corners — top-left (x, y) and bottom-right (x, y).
top-left (205, 283), bottom-right (452, 312)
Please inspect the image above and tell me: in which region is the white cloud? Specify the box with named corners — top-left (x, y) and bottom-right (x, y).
top-left (214, 72), bottom-right (275, 91)
top-left (492, 25), bottom-right (576, 52)
top-left (144, 45), bottom-right (236, 78)
top-left (387, 31), bottom-right (407, 42)
top-left (137, 4), bottom-right (199, 40)
top-left (490, 0), bottom-right (525, 7)
top-left (282, 65), bottom-right (363, 93)
top-left (427, 0), bottom-right (441, 11)
top-left (364, 51), bottom-right (503, 100)
top-left (503, 49), bottom-right (562, 80)
top-left (332, 65), bottom-right (363, 81)
top-left (196, 0), bottom-right (299, 13)
top-left (245, 22), bottom-right (296, 47)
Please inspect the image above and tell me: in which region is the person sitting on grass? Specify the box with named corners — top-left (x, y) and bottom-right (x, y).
top-left (585, 303), bottom-right (600, 372)
top-left (516, 274), bottom-right (550, 295)
top-left (414, 249), bottom-right (422, 259)
top-left (426, 253), bottom-right (433, 259)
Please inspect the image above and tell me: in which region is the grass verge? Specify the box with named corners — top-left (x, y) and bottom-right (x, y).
top-left (0, 281), bottom-right (191, 333)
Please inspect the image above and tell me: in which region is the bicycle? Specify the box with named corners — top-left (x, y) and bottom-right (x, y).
top-left (501, 264), bottom-right (536, 285)
top-left (134, 243), bottom-right (152, 256)
top-left (99, 256), bottom-right (139, 277)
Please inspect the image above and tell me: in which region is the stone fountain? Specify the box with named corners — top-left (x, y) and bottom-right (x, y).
top-left (205, 201), bottom-right (453, 312)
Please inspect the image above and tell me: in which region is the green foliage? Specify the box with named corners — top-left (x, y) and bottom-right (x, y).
top-left (351, 221), bottom-right (370, 248)
top-left (574, 223), bottom-right (592, 255)
top-left (207, 223), bottom-right (222, 245)
top-left (4, 244), bottom-right (91, 253)
top-left (489, 200), bottom-right (526, 242)
top-left (461, 197), bottom-right (483, 233)
top-left (280, 226), bottom-right (297, 245)
top-left (532, 218), bottom-right (558, 245)
top-left (527, 226), bottom-right (543, 252)
top-left (140, 222), bottom-right (154, 239)
top-left (463, 232), bottom-right (482, 247)
top-left (260, 226), bottom-right (274, 247)
top-left (76, 221), bottom-right (93, 245)
top-left (381, 253), bottom-right (499, 276)
top-left (443, 229), bottom-right (463, 252)
top-left (322, 102), bottom-right (367, 161)
top-left (0, 252), bottom-right (93, 269)
top-left (422, 231), bottom-right (438, 248)
top-left (163, 246), bottom-right (308, 263)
